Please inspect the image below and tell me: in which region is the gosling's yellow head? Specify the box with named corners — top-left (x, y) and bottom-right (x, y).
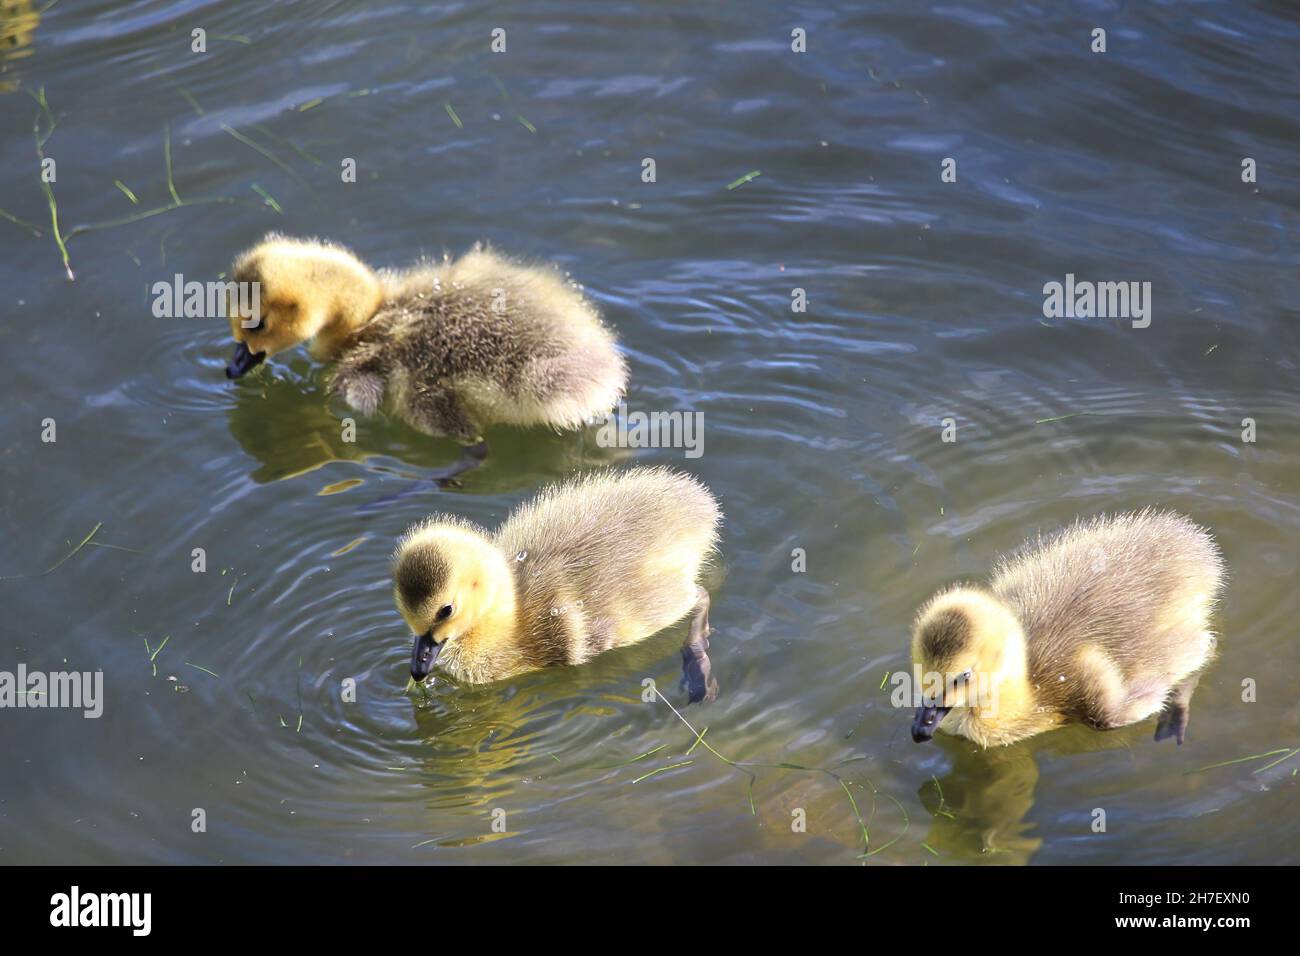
top-left (392, 519), bottom-right (513, 682)
top-left (224, 234), bottom-right (381, 378)
top-left (908, 587), bottom-right (1026, 742)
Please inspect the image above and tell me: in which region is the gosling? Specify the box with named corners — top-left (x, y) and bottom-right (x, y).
top-left (909, 510), bottom-right (1224, 748)
top-left (392, 466), bottom-right (723, 702)
top-left (224, 234), bottom-right (627, 479)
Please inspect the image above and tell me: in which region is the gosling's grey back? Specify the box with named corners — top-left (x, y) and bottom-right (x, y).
top-left (331, 244), bottom-right (626, 440)
top-left (494, 467), bottom-right (720, 670)
top-left (992, 509), bottom-right (1224, 717)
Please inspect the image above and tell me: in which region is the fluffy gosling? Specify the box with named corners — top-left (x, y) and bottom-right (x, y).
top-left (392, 467), bottom-right (723, 702)
top-left (909, 510), bottom-right (1224, 748)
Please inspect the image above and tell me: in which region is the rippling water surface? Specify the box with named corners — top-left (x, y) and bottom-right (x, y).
top-left (1, 1), bottom-right (1298, 864)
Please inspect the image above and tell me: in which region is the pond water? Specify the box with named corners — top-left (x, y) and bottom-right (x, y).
top-left (1, 1), bottom-right (1297, 865)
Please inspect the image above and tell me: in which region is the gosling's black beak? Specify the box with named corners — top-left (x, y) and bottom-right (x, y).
top-left (911, 702), bottom-right (951, 743)
top-left (226, 342), bottom-right (266, 379)
top-left (410, 630), bottom-right (443, 681)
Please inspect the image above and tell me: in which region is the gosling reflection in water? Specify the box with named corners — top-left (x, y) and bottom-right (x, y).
top-left (223, 369), bottom-right (627, 492)
top-left (919, 740), bottom-right (1042, 864)
top-left (919, 727), bottom-right (1141, 863)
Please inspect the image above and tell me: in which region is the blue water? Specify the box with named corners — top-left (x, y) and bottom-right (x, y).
top-left (1, 1), bottom-right (1297, 864)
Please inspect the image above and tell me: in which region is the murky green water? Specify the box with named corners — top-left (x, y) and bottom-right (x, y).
top-left (1, 1), bottom-right (1298, 865)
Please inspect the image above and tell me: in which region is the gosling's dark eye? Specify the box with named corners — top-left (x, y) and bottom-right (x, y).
top-left (954, 669), bottom-right (973, 686)
top-left (435, 604), bottom-right (453, 622)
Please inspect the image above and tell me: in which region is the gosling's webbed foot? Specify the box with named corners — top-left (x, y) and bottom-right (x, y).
top-left (355, 441), bottom-right (489, 511)
top-left (681, 638), bottom-right (717, 705)
top-left (1153, 674), bottom-right (1199, 745)
top-left (1153, 699), bottom-right (1190, 745)
top-left (427, 439), bottom-right (489, 488)
top-left (679, 586), bottom-right (717, 704)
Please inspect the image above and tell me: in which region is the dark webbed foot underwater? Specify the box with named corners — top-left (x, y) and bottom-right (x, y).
top-left (1153, 675), bottom-right (1199, 745)
top-left (679, 586), bottom-right (717, 704)
top-left (355, 440), bottom-right (490, 512)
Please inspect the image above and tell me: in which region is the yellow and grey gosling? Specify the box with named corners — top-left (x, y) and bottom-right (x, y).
top-left (392, 467), bottom-right (723, 702)
top-left (224, 234), bottom-right (626, 477)
top-left (909, 510), bottom-right (1224, 747)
